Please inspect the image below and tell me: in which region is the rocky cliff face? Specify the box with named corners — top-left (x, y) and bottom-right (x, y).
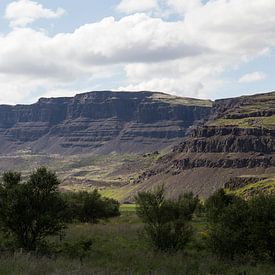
top-left (0, 91), bottom-right (212, 154)
top-left (212, 92), bottom-right (275, 119)
top-left (131, 92), bottom-right (275, 199)
top-left (174, 126), bottom-right (274, 154)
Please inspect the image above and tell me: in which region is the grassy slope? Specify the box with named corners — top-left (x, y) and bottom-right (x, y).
top-left (209, 115), bottom-right (275, 129)
top-left (209, 92), bottom-right (275, 129)
top-left (0, 152), bottom-right (161, 200)
top-left (150, 92), bottom-right (213, 107)
top-left (0, 208), bottom-right (274, 274)
top-left (227, 174), bottom-right (275, 198)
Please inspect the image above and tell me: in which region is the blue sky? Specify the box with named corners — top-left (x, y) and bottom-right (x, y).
top-left (0, 1), bottom-right (116, 32)
top-left (0, 0), bottom-right (275, 104)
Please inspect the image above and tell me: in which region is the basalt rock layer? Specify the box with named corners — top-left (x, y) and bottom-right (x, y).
top-left (130, 92), bottom-right (275, 199)
top-left (174, 127), bottom-right (275, 154)
top-left (0, 91), bottom-right (212, 154)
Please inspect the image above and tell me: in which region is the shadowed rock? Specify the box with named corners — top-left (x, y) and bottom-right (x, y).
top-left (0, 91), bottom-right (212, 154)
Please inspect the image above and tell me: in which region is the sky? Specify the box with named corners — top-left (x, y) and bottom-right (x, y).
top-left (0, 0), bottom-right (275, 104)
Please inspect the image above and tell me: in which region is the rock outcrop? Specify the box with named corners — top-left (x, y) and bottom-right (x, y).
top-left (174, 126), bottom-right (275, 154)
top-left (130, 92), bottom-right (275, 199)
top-left (224, 176), bottom-right (267, 191)
top-left (0, 91), bottom-right (212, 154)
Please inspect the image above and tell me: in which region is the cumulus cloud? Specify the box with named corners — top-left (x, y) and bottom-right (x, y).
top-left (5, 0), bottom-right (65, 27)
top-left (1, 0), bottom-right (275, 103)
top-left (238, 72), bottom-right (266, 83)
top-left (118, 0), bottom-right (275, 97)
top-left (116, 0), bottom-right (158, 14)
top-left (0, 14), bottom-right (202, 79)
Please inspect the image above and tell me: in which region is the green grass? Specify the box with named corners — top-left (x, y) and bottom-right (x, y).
top-left (120, 204), bottom-right (136, 212)
top-left (230, 177), bottom-right (275, 198)
top-left (0, 152), bottom-right (160, 202)
top-left (209, 91), bottom-right (275, 129)
top-left (209, 114), bottom-right (275, 129)
top-left (99, 185), bottom-right (138, 201)
top-left (150, 92), bottom-right (213, 107)
top-left (0, 211), bottom-right (274, 274)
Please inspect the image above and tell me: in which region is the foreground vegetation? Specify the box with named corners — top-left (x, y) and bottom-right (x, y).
top-left (0, 211), bottom-right (275, 274)
top-left (0, 168), bottom-right (275, 274)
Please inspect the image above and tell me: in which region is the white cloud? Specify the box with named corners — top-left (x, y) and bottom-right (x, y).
top-left (0, 14), bottom-right (201, 80)
top-left (238, 72), bottom-right (266, 83)
top-left (5, 0), bottom-right (65, 27)
top-left (118, 0), bottom-right (275, 97)
top-left (116, 0), bottom-right (158, 14)
top-left (1, 1), bottom-right (275, 103)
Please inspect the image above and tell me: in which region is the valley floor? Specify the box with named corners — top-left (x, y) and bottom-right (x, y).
top-left (0, 152), bottom-right (160, 201)
top-left (0, 207), bottom-right (274, 275)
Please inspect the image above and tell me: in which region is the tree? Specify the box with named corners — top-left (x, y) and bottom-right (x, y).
top-left (0, 167), bottom-right (68, 251)
top-left (64, 190), bottom-right (120, 223)
top-left (206, 197), bottom-right (250, 260)
top-left (205, 190), bottom-right (275, 261)
top-left (135, 186), bottom-right (198, 251)
top-left (248, 194), bottom-right (275, 261)
top-left (204, 189), bottom-right (236, 223)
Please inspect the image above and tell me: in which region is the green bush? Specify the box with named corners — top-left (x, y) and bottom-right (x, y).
top-left (206, 196), bottom-right (250, 260)
top-left (0, 167), bottom-right (68, 251)
top-left (135, 186), bottom-right (198, 251)
top-left (248, 194), bottom-right (275, 261)
top-left (205, 189), bottom-right (236, 223)
top-left (63, 190), bottom-right (120, 223)
top-left (205, 189), bottom-right (275, 261)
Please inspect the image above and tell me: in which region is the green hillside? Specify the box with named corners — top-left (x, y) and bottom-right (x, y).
top-left (209, 92), bottom-right (275, 129)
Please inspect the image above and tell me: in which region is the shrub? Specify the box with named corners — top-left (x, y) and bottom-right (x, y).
top-left (135, 186), bottom-right (198, 251)
top-left (205, 190), bottom-right (275, 261)
top-left (206, 197), bottom-right (250, 260)
top-left (205, 189), bottom-right (236, 223)
top-left (0, 167), bottom-right (68, 251)
top-left (63, 190), bottom-right (120, 223)
top-left (248, 194), bottom-right (275, 261)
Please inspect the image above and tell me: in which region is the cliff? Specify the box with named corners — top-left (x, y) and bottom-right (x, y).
top-left (0, 91), bottom-right (212, 154)
top-left (1, 89), bottom-right (274, 200)
top-left (130, 92), bottom-right (275, 199)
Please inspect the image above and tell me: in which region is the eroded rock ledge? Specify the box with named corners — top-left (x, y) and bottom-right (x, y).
top-left (171, 155), bottom-right (273, 171)
top-left (0, 91), bottom-right (212, 154)
top-left (174, 126), bottom-right (275, 154)
top-left (224, 176), bottom-right (267, 191)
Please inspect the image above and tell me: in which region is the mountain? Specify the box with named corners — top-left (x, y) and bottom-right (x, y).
top-left (129, 92), bottom-right (275, 199)
top-left (0, 90), bottom-right (274, 200)
top-left (0, 91), bottom-right (212, 154)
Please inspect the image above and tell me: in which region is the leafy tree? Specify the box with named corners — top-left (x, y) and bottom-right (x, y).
top-left (205, 189), bottom-right (236, 223)
top-left (206, 197), bottom-right (250, 260)
top-left (248, 194), bottom-right (275, 261)
top-left (0, 167), bottom-right (68, 251)
top-left (64, 190), bottom-right (120, 223)
top-left (205, 190), bottom-right (275, 261)
top-left (135, 186), bottom-right (198, 251)
top-left (101, 197), bottom-right (120, 218)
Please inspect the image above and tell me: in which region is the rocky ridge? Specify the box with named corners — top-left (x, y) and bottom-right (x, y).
top-left (0, 90), bottom-right (274, 199)
top-left (0, 91), bottom-right (212, 154)
top-left (130, 92), bottom-right (275, 199)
